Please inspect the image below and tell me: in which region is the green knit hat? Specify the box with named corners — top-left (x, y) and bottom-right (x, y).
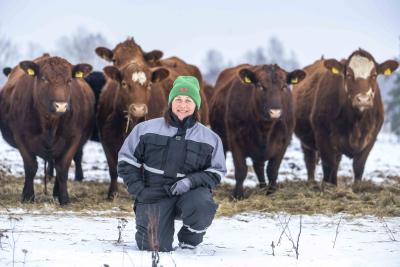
top-left (168, 76), bottom-right (201, 109)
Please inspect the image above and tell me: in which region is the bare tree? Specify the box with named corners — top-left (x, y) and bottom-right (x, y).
top-left (26, 42), bottom-right (46, 59)
top-left (202, 49), bottom-right (227, 84)
top-left (0, 33), bottom-right (20, 84)
top-left (54, 27), bottom-right (110, 70)
top-left (244, 36), bottom-right (299, 70)
top-left (245, 47), bottom-right (267, 65)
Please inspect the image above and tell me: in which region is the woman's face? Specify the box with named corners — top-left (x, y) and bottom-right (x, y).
top-left (171, 95), bottom-right (196, 121)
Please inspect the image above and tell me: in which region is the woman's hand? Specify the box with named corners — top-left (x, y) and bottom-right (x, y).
top-left (170, 178), bottom-right (192, 195)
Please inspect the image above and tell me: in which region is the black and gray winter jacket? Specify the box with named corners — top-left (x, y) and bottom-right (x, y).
top-left (117, 114), bottom-right (226, 203)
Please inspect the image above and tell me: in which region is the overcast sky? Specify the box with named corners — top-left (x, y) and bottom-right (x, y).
top-left (0, 0), bottom-right (399, 70)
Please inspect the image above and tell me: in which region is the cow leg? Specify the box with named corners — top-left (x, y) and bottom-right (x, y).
top-left (301, 144), bottom-right (317, 181)
top-left (266, 153), bottom-right (285, 195)
top-left (320, 150), bottom-right (341, 185)
top-left (353, 142), bottom-right (375, 183)
top-left (46, 159), bottom-right (55, 177)
top-left (54, 139), bottom-right (81, 205)
top-left (108, 162), bottom-right (118, 200)
top-left (331, 154), bottom-right (342, 185)
top-left (102, 143), bottom-right (119, 200)
top-left (73, 145), bottom-right (84, 182)
top-left (21, 154), bottom-right (38, 202)
top-left (315, 130), bottom-right (340, 185)
top-left (14, 138), bottom-right (38, 202)
top-left (253, 160), bottom-right (266, 188)
top-left (231, 147), bottom-right (247, 200)
top-left (54, 162), bottom-right (70, 205)
top-left (53, 176), bottom-right (59, 197)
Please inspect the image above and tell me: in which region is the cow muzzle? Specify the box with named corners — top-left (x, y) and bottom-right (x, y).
top-left (53, 102), bottom-right (69, 113)
top-left (269, 109), bottom-right (282, 119)
top-left (128, 103), bottom-right (148, 118)
top-left (353, 92), bottom-right (373, 111)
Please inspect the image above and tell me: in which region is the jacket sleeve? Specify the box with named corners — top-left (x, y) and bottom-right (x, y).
top-left (187, 134), bottom-right (227, 189)
top-left (117, 124), bottom-right (145, 198)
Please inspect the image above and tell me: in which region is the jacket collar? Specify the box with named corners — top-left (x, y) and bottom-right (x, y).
top-left (169, 110), bottom-right (196, 130)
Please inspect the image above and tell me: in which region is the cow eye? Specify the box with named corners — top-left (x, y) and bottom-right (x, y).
top-left (147, 82), bottom-right (152, 91)
top-left (346, 73), bottom-right (352, 80)
top-left (121, 81), bottom-right (127, 88)
top-left (371, 74), bottom-right (377, 80)
top-left (67, 78), bottom-right (72, 85)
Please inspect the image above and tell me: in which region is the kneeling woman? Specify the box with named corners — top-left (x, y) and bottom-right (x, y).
top-left (117, 76), bottom-right (226, 252)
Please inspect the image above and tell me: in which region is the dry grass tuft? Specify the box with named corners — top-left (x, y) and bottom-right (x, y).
top-left (0, 170), bottom-right (133, 217)
top-left (1, 171), bottom-right (399, 217)
top-left (213, 176), bottom-right (400, 217)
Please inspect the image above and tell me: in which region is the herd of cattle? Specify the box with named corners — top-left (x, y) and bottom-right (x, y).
top-left (0, 37), bottom-right (398, 205)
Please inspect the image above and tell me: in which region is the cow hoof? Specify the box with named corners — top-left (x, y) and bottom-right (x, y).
top-left (75, 170), bottom-right (84, 182)
top-left (53, 189), bottom-right (59, 198)
top-left (232, 190), bottom-right (244, 200)
top-left (58, 196), bottom-right (70, 206)
top-left (74, 176), bottom-right (84, 182)
top-left (351, 181), bottom-right (363, 193)
top-left (259, 182), bottom-right (267, 188)
top-left (266, 185), bottom-right (277, 195)
top-left (320, 181), bottom-right (336, 192)
top-left (21, 194), bottom-right (35, 203)
top-left (107, 191), bottom-right (118, 201)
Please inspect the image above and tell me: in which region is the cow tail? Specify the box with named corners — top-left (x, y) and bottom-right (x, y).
top-left (44, 160), bottom-right (48, 195)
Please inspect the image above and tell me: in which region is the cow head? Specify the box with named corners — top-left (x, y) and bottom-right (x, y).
top-left (19, 57), bottom-right (92, 115)
top-left (324, 49), bottom-right (399, 112)
top-left (103, 64), bottom-right (169, 119)
top-left (238, 65), bottom-right (305, 121)
top-left (96, 37), bottom-right (163, 68)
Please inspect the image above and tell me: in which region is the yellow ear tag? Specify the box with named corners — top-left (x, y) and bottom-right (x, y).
top-left (244, 76), bottom-right (252, 84)
top-left (27, 68), bottom-right (35, 76)
top-left (331, 67), bottom-right (339, 75)
top-left (75, 71), bottom-right (84, 78)
top-left (384, 68), bottom-right (392, 76)
top-left (291, 77), bottom-right (298, 84)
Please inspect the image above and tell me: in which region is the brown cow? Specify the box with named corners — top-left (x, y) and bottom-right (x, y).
top-left (95, 38), bottom-right (209, 124)
top-left (293, 49), bottom-right (398, 185)
top-left (95, 37), bottom-right (163, 70)
top-left (97, 62), bottom-right (169, 199)
top-left (210, 64), bottom-right (306, 199)
top-left (0, 55), bottom-right (94, 205)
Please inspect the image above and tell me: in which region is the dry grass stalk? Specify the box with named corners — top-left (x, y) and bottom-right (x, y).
top-left (333, 215), bottom-right (343, 248)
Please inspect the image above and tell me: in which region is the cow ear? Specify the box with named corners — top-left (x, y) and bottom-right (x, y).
top-left (287, 69), bottom-right (306, 85)
top-left (72, 64), bottom-right (92, 78)
top-left (95, 47), bottom-right (113, 62)
top-left (103, 66), bottom-right (122, 82)
top-left (377, 60), bottom-right (399, 76)
top-left (324, 59), bottom-right (344, 75)
top-left (151, 67), bottom-right (169, 83)
top-left (3, 67), bottom-right (12, 78)
top-left (239, 68), bottom-right (257, 84)
top-left (19, 61), bottom-right (39, 77)
top-left (145, 50), bottom-right (163, 62)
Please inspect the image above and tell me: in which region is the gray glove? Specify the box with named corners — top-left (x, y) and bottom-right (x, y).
top-left (170, 178), bottom-right (192, 196)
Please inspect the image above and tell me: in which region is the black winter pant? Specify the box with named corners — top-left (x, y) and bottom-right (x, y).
top-left (134, 187), bottom-right (218, 252)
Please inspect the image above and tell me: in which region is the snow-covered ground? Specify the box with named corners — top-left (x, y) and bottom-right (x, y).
top-left (1, 132), bottom-right (400, 266)
top-left (0, 212), bottom-right (399, 267)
